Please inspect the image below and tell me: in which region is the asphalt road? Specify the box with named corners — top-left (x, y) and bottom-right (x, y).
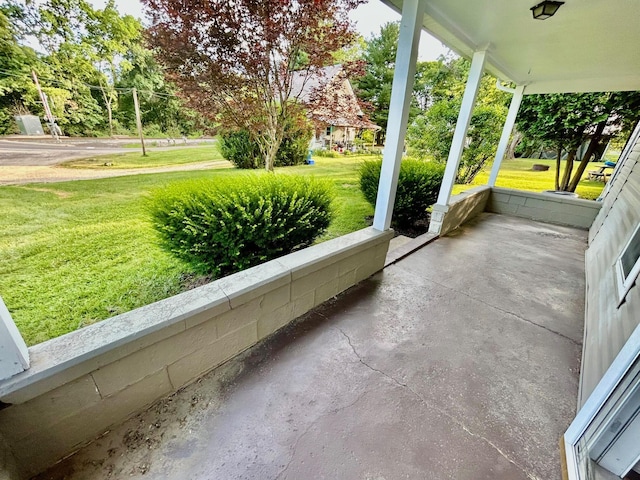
top-left (0, 137), bottom-right (211, 166)
top-left (0, 137), bottom-right (226, 185)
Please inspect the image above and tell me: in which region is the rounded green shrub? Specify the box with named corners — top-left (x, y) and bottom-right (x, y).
top-left (219, 116), bottom-right (313, 169)
top-left (218, 130), bottom-right (261, 169)
top-left (360, 158), bottom-right (445, 229)
top-left (148, 175), bottom-right (333, 276)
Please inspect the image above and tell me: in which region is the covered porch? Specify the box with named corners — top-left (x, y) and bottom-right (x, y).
top-left (35, 213), bottom-right (586, 480)
top-left (1, 1), bottom-right (639, 479)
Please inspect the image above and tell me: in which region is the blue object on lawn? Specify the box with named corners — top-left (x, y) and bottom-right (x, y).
top-left (604, 161), bottom-right (616, 167)
top-left (308, 159), bottom-right (315, 165)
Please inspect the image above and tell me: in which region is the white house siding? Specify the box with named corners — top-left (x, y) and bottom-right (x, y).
top-left (579, 135), bottom-right (640, 407)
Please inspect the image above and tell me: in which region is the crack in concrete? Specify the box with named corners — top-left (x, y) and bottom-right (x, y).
top-left (275, 385), bottom-right (370, 480)
top-left (390, 271), bottom-right (581, 347)
top-left (439, 281), bottom-right (581, 347)
top-left (337, 328), bottom-right (542, 480)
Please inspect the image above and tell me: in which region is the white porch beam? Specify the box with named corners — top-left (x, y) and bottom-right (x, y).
top-left (372, 0), bottom-right (426, 231)
top-left (434, 50), bottom-right (487, 208)
top-left (0, 296), bottom-right (29, 381)
top-left (488, 85), bottom-right (525, 186)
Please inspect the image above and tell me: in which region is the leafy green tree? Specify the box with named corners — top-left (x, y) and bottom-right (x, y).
top-left (355, 22), bottom-right (407, 143)
top-left (1, 0), bottom-right (201, 137)
top-left (116, 47), bottom-right (204, 136)
top-left (406, 56), bottom-right (509, 184)
top-left (407, 99), bottom-right (506, 183)
top-left (85, 0), bottom-right (143, 136)
top-left (517, 92), bottom-right (640, 192)
top-left (0, 10), bottom-right (40, 134)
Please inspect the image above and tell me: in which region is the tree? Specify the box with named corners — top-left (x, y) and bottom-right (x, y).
top-left (85, 0), bottom-right (143, 137)
top-left (354, 22), bottom-right (399, 143)
top-left (517, 92), bottom-right (640, 192)
top-left (144, 0), bottom-right (364, 172)
top-left (354, 22), bottom-right (438, 144)
top-left (407, 99), bottom-right (506, 183)
top-left (1, 0), bottom-right (202, 137)
top-left (405, 56), bottom-right (509, 184)
top-left (0, 9), bottom-right (40, 134)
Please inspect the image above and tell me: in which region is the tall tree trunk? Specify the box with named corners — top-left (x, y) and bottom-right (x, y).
top-left (262, 122), bottom-right (284, 172)
top-left (568, 120), bottom-right (607, 192)
top-left (555, 145), bottom-right (562, 191)
top-left (264, 141), bottom-right (278, 172)
top-left (505, 130), bottom-right (523, 160)
top-left (560, 150), bottom-right (576, 191)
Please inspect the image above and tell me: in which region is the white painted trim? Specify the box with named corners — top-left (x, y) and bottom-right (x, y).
top-left (564, 322), bottom-right (640, 480)
top-left (373, 0), bottom-right (426, 231)
top-left (435, 50), bottom-right (486, 207)
top-left (488, 85), bottom-right (525, 187)
top-left (494, 78), bottom-right (516, 94)
top-left (600, 120), bottom-right (640, 200)
top-left (0, 296), bottom-right (29, 381)
top-left (615, 223), bottom-right (640, 306)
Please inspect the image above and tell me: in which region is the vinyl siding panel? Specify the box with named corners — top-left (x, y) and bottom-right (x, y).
top-left (580, 137), bottom-right (640, 407)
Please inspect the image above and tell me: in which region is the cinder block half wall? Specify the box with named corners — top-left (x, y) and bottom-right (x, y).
top-left (0, 227), bottom-right (393, 479)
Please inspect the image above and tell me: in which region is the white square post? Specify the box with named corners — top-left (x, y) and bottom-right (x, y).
top-left (372, 0), bottom-right (426, 231)
top-left (429, 50), bottom-right (487, 234)
top-left (0, 297), bottom-right (29, 381)
top-left (488, 84), bottom-right (525, 186)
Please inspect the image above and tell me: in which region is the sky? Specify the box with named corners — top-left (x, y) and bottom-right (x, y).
top-left (89, 0), bottom-right (451, 61)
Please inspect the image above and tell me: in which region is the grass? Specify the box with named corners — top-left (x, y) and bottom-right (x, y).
top-left (1, 154), bottom-right (606, 345)
top-left (61, 144), bottom-right (226, 169)
top-left (123, 140), bottom-right (216, 149)
top-left (452, 158), bottom-right (606, 200)
top-left (0, 156), bottom-right (374, 345)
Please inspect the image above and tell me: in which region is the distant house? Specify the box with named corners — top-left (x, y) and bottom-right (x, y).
top-left (290, 65), bottom-right (379, 150)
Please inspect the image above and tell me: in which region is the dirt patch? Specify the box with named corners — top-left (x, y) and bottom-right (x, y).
top-left (364, 213), bottom-right (431, 238)
top-left (14, 186), bottom-right (73, 198)
top-left (0, 160), bottom-right (231, 185)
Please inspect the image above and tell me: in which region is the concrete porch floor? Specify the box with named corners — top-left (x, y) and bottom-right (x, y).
top-left (36, 213), bottom-right (586, 480)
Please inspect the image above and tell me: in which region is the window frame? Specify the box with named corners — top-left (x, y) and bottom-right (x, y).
top-left (616, 223), bottom-right (640, 306)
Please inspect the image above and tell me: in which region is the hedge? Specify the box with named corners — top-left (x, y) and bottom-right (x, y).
top-left (148, 175), bottom-right (333, 276)
top-left (360, 158), bottom-right (444, 229)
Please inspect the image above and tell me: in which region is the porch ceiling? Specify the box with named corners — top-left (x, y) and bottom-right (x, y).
top-left (381, 0), bottom-right (640, 94)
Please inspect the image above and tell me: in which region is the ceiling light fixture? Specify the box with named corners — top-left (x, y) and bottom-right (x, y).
top-left (530, 0), bottom-right (564, 20)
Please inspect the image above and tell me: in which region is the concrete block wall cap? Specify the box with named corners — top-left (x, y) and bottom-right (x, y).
top-left (491, 187), bottom-right (602, 208)
top-left (449, 185), bottom-right (491, 202)
top-left (216, 260), bottom-right (291, 306)
top-left (276, 227), bottom-right (393, 276)
top-left (0, 283), bottom-right (230, 399)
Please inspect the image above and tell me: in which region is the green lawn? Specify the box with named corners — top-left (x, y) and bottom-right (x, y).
top-left (0, 156), bottom-right (373, 345)
top-left (0, 154), bottom-right (606, 345)
top-left (61, 144), bottom-right (226, 169)
top-left (452, 158), bottom-right (606, 200)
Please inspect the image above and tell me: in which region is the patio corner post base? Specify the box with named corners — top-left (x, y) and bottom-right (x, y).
top-left (434, 49), bottom-right (487, 211)
top-left (372, 0), bottom-right (426, 231)
top-left (488, 84), bottom-right (526, 187)
top-left (0, 297), bottom-right (29, 382)
top-left (428, 204), bottom-right (449, 235)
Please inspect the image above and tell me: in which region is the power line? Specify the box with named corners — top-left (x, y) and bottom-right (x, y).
top-left (0, 68), bottom-right (181, 98)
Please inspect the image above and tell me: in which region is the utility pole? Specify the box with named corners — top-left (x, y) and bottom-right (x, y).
top-left (132, 88), bottom-right (147, 156)
top-left (32, 70), bottom-right (60, 142)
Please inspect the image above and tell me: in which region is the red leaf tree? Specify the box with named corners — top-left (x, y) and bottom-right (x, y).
top-left (143, 0), bottom-right (364, 171)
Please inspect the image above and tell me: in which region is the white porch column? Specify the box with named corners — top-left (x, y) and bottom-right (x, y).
top-left (0, 297), bottom-right (29, 381)
top-left (372, 0), bottom-right (426, 231)
top-left (429, 50), bottom-right (486, 235)
top-left (434, 50), bottom-right (487, 207)
top-left (488, 84), bottom-right (525, 186)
